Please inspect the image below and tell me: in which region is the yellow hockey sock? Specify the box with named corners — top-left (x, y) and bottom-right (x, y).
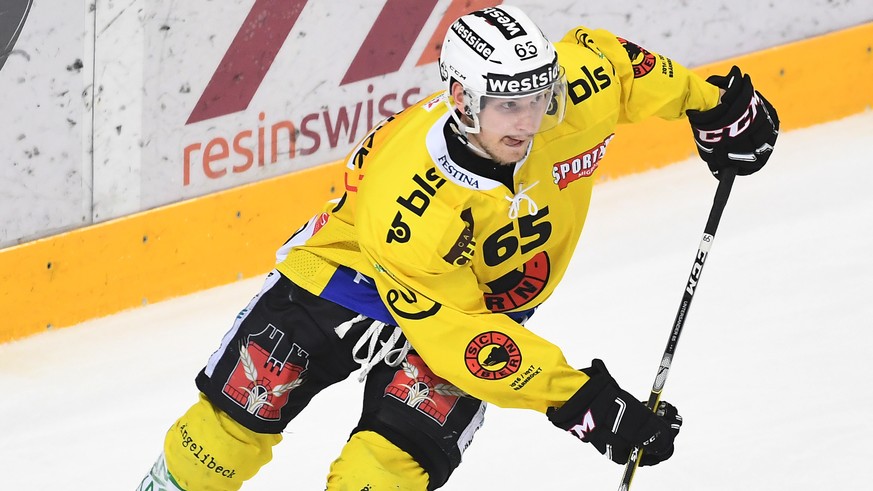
top-left (326, 430), bottom-right (429, 490)
top-left (163, 394), bottom-right (282, 491)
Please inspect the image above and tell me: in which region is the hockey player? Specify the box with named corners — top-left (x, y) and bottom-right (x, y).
top-left (139, 5), bottom-right (778, 490)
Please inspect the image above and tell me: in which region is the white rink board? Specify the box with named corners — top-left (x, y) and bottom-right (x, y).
top-left (2, 0), bottom-right (872, 247)
top-left (0, 0), bottom-right (89, 245)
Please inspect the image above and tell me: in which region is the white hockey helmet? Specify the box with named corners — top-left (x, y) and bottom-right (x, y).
top-left (439, 5), bottom-right (567, 134)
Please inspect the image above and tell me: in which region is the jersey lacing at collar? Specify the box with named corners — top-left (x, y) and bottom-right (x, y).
top-left (335, 314), bottom-right (411, 382)
top-left (506, 181), bottom-right (540, 219)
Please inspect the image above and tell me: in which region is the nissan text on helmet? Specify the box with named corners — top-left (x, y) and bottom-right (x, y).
top-left (439, 5), bottom-right (568, 136)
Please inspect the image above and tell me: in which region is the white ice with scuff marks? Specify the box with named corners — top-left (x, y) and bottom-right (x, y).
top-left (1, 111), bottom-right (872, 489)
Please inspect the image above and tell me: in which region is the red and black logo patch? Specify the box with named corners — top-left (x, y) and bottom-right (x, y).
top-left (618, 37), bottom-right (656, 78)
top-left (484, 251), bottom-right (550, 312)
top-left (552, 134), bottom-right (614, 190)
top-left (222, 324), bottom-right (309, 421)
top-left (384, 354), bottom-right (464, 425)
top-left (465, 331), bottom-right (522, 380)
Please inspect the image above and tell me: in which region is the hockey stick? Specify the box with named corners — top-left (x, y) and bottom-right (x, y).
top-left (617, 166), bottom-right (738, 491)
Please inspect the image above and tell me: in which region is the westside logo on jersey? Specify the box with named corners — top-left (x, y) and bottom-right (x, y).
top-left (552, 134), bottom-right (615, 189)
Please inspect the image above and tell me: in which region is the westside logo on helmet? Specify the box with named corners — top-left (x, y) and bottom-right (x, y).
top-left (451, 18), bottom-right (494, 60)
top-left (472, 6), bottom-right (527, 40)
top-left (485, 55), bottom-right (559, 95)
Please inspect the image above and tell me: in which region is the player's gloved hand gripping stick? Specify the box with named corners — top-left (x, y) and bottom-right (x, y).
top-left (616, 165), bottom-right (736, 491)
top-left (619, 65), bottom-right (779, 490)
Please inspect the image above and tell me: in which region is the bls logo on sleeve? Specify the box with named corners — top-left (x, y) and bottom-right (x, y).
top-left (465, 331), bottom-right (522, 380)
top-left (223, 324), bottom-right (309, 421)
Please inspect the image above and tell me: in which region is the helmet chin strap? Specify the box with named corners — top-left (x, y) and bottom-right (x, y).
top-left (448, 118), bottom-right (491, 159)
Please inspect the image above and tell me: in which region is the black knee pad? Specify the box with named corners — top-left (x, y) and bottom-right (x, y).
top-left (195, 272), bottom-right (363, 434)
top-left (353, 353), bottom-right (486, 489)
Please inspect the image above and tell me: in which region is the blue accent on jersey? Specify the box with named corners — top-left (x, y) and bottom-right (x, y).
top-left (320, 265), bottom-right (536, 327)
top-left (320, 266), bottom-right (397, 325)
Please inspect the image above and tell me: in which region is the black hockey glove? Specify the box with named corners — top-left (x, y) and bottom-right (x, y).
top-left (687, 65), bottom-right (779, 180)
top-left (547, 359), bottom-right (682, 467)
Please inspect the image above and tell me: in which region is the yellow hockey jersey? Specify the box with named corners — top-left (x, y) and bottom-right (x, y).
top-left (276, 27), bottom-right (720, 413)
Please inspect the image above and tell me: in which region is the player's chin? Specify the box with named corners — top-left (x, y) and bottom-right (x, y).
top-left (490, 150), bottom-right (525, 165)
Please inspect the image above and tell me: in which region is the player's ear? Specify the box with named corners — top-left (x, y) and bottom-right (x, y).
top-left (450, 81), bottom-right (466, 109)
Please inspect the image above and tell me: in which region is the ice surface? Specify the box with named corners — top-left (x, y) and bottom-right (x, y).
top-left (2, 111), bottom-right (871, 490)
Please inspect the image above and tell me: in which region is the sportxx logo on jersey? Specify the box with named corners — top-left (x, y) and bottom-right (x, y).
top-left (552, 134), bottom-right (615, 189)
top-left (385, 354), bottom-right (465, 425)
top-left (465, 331), bottom-right (522, 380)
top-left (182, 0), bottom-right (503, 187)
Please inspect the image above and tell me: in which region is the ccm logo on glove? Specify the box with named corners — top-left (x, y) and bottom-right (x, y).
top-left (694, 92), bottom-right (763, 143)
top-left (687, 65), bottom-right (780, 178)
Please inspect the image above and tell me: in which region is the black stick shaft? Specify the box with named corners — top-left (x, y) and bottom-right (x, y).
top-left (617, 167), bottom-right (737, 491)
